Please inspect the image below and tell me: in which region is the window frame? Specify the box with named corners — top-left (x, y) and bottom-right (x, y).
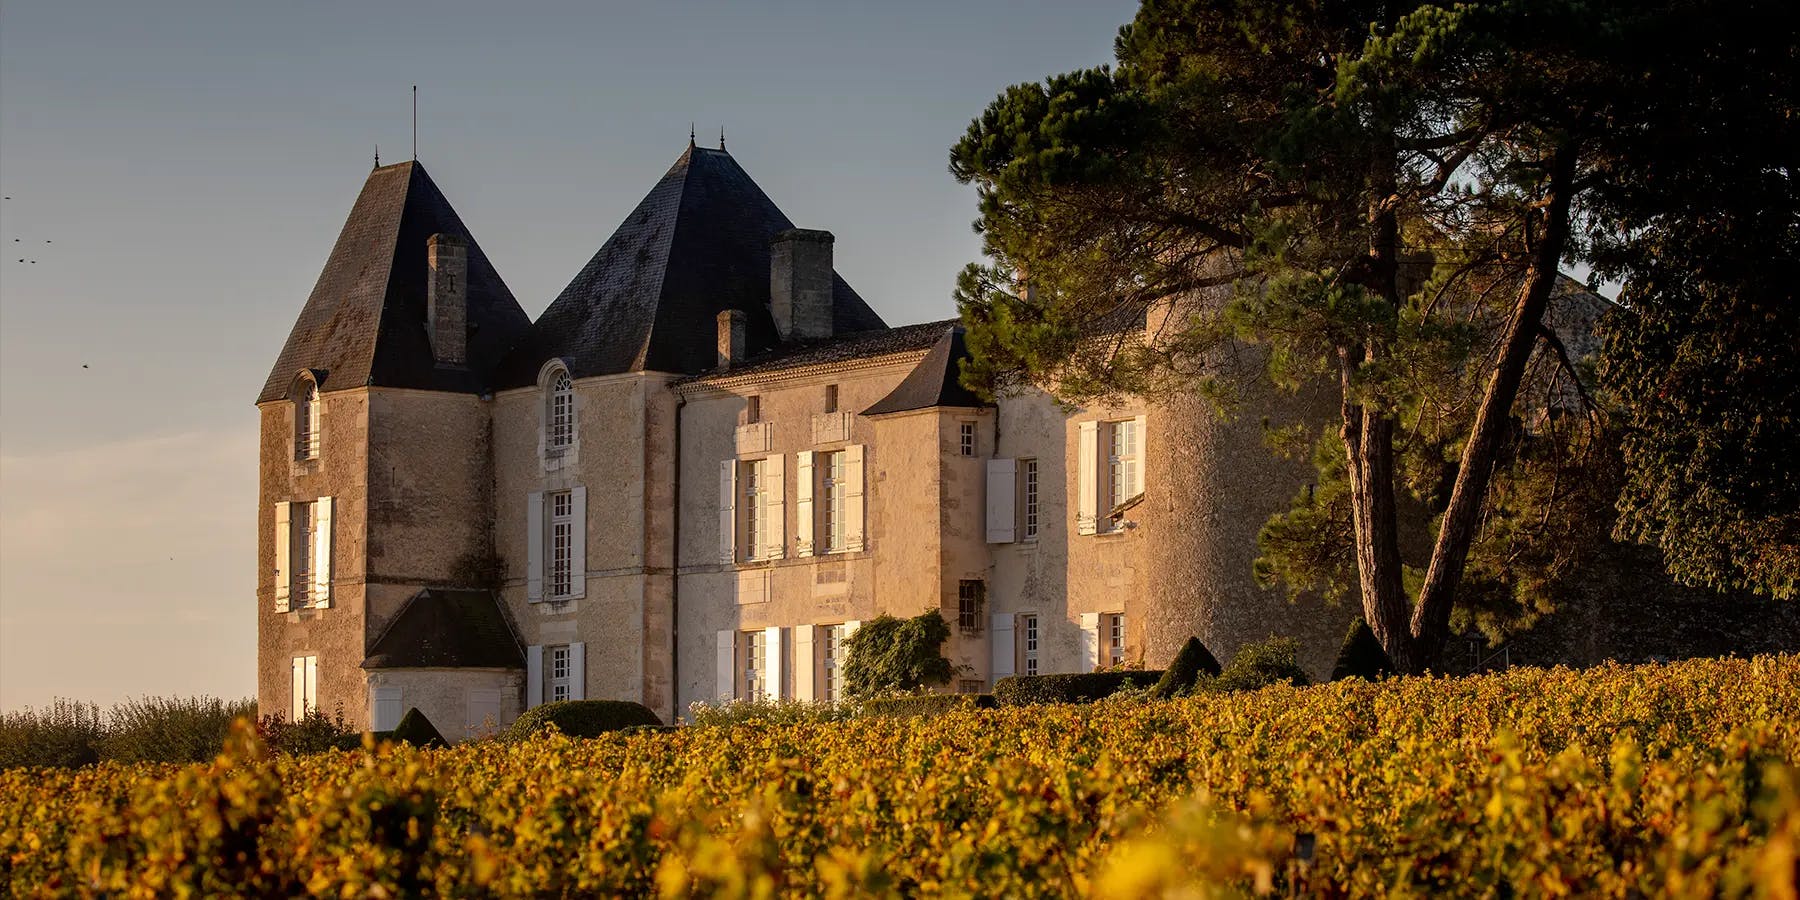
top-left (957, 580), bottom-right (984, 635)
top-left (823, 384), bottom-right (839, 414)
top-left (290, 500), bottom-right (315, 605)
top-left (821, 450), bottom-right (847, 554)
top-left (547, 490), bottom-right (575, 598)
top-left (1021, 613), bottom-right (1040, 676)
top-left (548, 644), bottom-right (571, 702)
top-left (741, 630), bottom-right (767, 700)
top-left (958, 421), bottom-right (976, 457)
top-left (546, 369), bottom-right (575, 454)
top-left (745, 395), bottom-right (762, 425)
top-left (294, 378), bottom-right (321, 461)
top-left (1021, 458), bottom-right (1040, 540)
top-left (742, 458), bottom-right (767, 561)
top-left (822, 625), bottom-right (845, 704)
top-left (1107, 613), bottom-right (1126, 668)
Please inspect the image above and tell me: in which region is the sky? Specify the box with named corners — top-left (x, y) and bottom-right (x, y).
top-left (0, 1), bottom-right (1136, 711)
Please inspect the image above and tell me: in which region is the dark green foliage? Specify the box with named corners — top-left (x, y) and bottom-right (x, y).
top-left (0, 700), bottom-right (103, 769)
top-left (391, 708), bottom-right (448, 749)
top-left (861, 694), bottom-right (997, 718)
top-left (258, 706), bottom-right (356, 756)
top-left (1331, 619), bottom-right (1396, 681)
top-left (1216, 638), bottom-right (1311, 693)
top-left (994, 671), bottom-right (1164, 706)
top-left (841, 611), bottom-right (957, 701)
top-left (98, 696), bottom-right (258, 764)
top-left (333, 731), bottom-right (397, 751)
top-left (1152, 637), bottom-right (1223, 699)
top-left (503, 700), bottom-right (663, 740)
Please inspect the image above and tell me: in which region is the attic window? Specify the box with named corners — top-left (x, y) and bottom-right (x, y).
top-left (294, 377), bottom-right (321, 461)
top-left (745, 395), bottom-right (762, 425)
top-left (824, 384), bottom-right (839, 414)
top-left (547, 370), bottom-right (574, 452)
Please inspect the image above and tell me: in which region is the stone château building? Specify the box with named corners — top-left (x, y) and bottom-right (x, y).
top-left (258, 140), bottom-right (1367, 736)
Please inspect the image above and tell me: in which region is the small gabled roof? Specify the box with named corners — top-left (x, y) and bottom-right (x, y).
top-left (257, 162), bottom-right (531, 403)
top-left (361, 588), bottom-right (524, 670)
top-left (497, 144), bottom-right (887, 386)
top-left (861, 326), bottom-right (992, 417)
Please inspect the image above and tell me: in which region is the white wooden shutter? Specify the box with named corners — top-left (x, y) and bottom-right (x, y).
top-left (1077, 421), bottom-right (1099, 535)
top-left (763, 625), bottom-right (783, 700)
top-left (1080, 611), bottom-right (1101, 672)
top-left (794, 625), bottom-right (816, 702)
top-left (273, 501), bottom-right (291, 612)
top-left (844, 445), bottom-right (866, 551)
top-left (795, 451), bottom-right (815, 557)
top-left (372, 686), bottom-right (402, 731)
top-left (527, 645), bottom-right (544, 707)
top-left (719, 461), bottom-right (737, 564)
top-left (763, 454), bottom-right (786, 560)
top-left (986, 458), bottom-right (1017, 543)
top-left (1132, 414), bottom-right (1148, 496)
top-left (716, 630), bottom-right (736, 700)
top-left (568, 642), bottom-right (586, 700)
top-left (527, 492), bottom-right (545, 602)
top-left (312, 497), bottom-right (333, 608)
top-left (290, 657), bottom-right (305, 720)
top-left (304, 657), bottom-right (318, 715)
top-left (568, 487), bottom-right (588, 599)
top-left (991, 614), bottom-right (1016, 682)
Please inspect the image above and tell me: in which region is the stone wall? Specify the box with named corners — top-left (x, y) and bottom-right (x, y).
top-left (365, 667), bottom-right (523, 742)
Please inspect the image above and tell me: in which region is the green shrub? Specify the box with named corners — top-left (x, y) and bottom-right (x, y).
top-left (1151, 637), bottom-right (1223, 698)
top-left (258, 707), bottom-right (355, 756)
top-left (333, 731), bottom-right (397, 751)
top-left (504, 701), bottom-right (662, 740)
top-left (99, 696), bottom-right (257, 764)
top-left (994, 671), bottom-right (1164, 706)
top-left (842, 611), bottom-right (956, 700)
top-left (861, 694), bottom-right (996, 717)
top-left (686, 697), bottom-right (855, 727)
top-left (0, 700), bottom-right (104, 769)
top-left (1330, 619), bottom-right (1396, 681)
top-left (391, 708), bottom-right (448, 748)
top-left (1215, 637), bottom-right (1311, 692)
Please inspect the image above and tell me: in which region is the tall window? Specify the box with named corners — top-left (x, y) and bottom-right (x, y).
top-left (548, 644), bottom-right (571, 702)
top-left (958, 580), bottom-right (984, 634)
top-left (548, 491), bottom-right (574, 597)
top-left (547, 370), bottom-right (574, 452)
top-left (823, 624), bottom-right (846, 703)
top-left (291, 501), bottom-right (315, 604)
top-left (959, 422), bottom-right (976, 456)
top-left (822, 450), bottom-right (847, 553)
top-left (743, 459), bottom-right (767, 560)
top-left (1108, 419), bottom-right (1141, 507)
top-left (290, 655), bottom-right (317, 721)
top-left (1022, 458), bottom-right (1040, 540)
top-left (742, 630), bottom-right (767, 700)
top-left (1108, 613), bottom-right (1126, 668)
top-left (295, 380), bottom-right (320, 461)
top-left (1021, 614), bottom-right (1040, 676)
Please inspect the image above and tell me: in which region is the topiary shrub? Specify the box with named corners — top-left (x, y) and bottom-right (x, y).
top-left (1215, 637), bottom-right (1311, 692)
top-left (1151, 637), bottom-right (1223, 698)
top-left (503, 700), bottom-right (663, 740)
top-left (862, 694), bottom-right (997, 717)
top-left (994, 671), bottom-right (1165, 706)
top-left (1330, 618), bottom-right (1396, 681)
top-left (390, 708), bottom-right (448, 748)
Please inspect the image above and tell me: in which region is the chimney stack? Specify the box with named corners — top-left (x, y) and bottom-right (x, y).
top-left (717, 309), bottom-right (747, 368)
top-left (427, 233), bottom-right (468, 365)
top-left (770, 228), bottom-right (834, 342)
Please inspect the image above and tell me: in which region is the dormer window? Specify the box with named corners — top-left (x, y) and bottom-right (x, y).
top-left (547, 369), bottom-right (574, 452)
top-left (294, 377), bottom-right (320, 461)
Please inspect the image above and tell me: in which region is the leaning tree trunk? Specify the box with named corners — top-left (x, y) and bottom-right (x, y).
top-left (1410, 144), bottom-right (1580, 668)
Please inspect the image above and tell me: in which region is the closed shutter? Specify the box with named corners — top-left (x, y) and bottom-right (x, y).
top-left (312, 497), bottom-right (333, 608)
top-left (1077, 422), bottom-right (1099, 535)
top-left (1132, 414), bottom-right (1148, 495)
top-left (991, 614), bottom-right (1016, 682)
top-left (719, 461), bottom-right (737, 564)
top-left (1080, 612), bottom-right (1101, 673)
top-left (763, 626), bottom-right (783, 701)
top-left (290, 657), bottom-right (305, 721)
top-left (763, 454), bottom-right (786, 560)
top-left (273, 501), bottom-right (291, 612)
top-left (568, 642), bottom-right (586, 700)
top-left (304, 657), bottom-right (318, 716)
top-left (526, 645), bottom-right (544, 707)
top-left (795, 451), bottom-right (815, 557)
top-left (986, 458), bottom-right (1017, 543)
top-left (794, 625), bottom-right (816, 702)
top-left (843, 445), bottom-right (866, 551)
top-left (568, 487), bottom-right (588, 599)
top-left (527, 492), bottom-right (545, 602)
top-left (372, 686), bottom-right (402, 731)
top-left (716, 630), bottom-right (735, 700)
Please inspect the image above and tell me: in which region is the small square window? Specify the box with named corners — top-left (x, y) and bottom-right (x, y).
top-left (823, 384), bottom-right (839, 414)
top-left (959, 422), bottom-right (976, 457)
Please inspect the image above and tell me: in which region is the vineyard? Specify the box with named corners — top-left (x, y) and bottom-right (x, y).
top-left (4, 656), bottom-right (1797, 897)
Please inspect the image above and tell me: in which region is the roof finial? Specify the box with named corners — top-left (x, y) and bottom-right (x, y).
top-left (719, 126), bottom-right (726, 150)
top-left (689, 123), bottom-right (696, 148)
top-left (374, 144), bottom-right (380, 168)
top-left (412, 85), bottom-right (418, 161)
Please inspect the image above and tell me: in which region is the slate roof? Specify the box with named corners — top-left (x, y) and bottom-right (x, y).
top-left (683, 318), bottom-right (959, 383)
top-left (361, 588), bottom-right (524, 670)
top-left (258, 162), bottom-right (531, 404)
top-left (861, 326), bottom-right (992, 416)
top-left (496, 144), bottom-right (888, 386)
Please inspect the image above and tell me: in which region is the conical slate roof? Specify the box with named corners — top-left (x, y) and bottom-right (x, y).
top-left (257, 162), bottom-right (531, 403)
top-left (361, 588), bottom-right (524, 670)
top-left (497, 144), bottom-right (887, 385)
top-left (861, 326), bottom-right (991, 417)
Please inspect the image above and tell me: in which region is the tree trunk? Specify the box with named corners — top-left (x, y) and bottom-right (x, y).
top-left (1410, 144), bottom-right (1580, 668)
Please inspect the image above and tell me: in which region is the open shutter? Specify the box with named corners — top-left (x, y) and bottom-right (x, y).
top-left (795, 451), bottom-right (815, 557)
top-left (763, 454), bottom-right (786, 560)
top-left (719, 461), bottom-right (737, 564)
top-left (716, 630), bottom-right (736, 700)
top-left (372, 686), bottom-right (402, 731)
top-left (273, 501), bottom-right (291, 612)
top-left (844, 445), bottom-right (866, 551)
top-left (991, 614), bottom-right (1016, 682)
top-left (526, 645), bottom-right (544, 707)
top-left (290, 657), bottom-right (305, 720)
top-left (763, 626), bottom-right (784, 700)
top-left (1080, 612), bottom-right (1101, 672)
top-left (986, 458), bottom-right (1017, 543)
top-left (304, 657), bottom-right (318, 715)
top-left (527, 492), bottom-right (545, 602)
top-left (312, 497), bottom-right (333, 608)
top-left (1076, 422), bottom-right (1099, 535)
top-left (1132, 415), bottom-right (1148, 496)
top-left (568, 487), bottom-right (588, 599)
top-left (568, 642), bottom-right (586, 700)
top-left (794, 625), bottom-right (816, 702)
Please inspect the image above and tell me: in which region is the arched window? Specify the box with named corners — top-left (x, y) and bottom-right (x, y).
top-left (295, 377), bottom-right (321, 461)
top-left (546, 369), bottom-right (574, 452)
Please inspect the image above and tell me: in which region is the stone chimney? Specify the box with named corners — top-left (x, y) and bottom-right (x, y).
top-left (770, 228), bottom-right (834, 342)
top-left (427, 233), bottom-right (468, 365)
top-left (717, 309), bottom-right (747, 368)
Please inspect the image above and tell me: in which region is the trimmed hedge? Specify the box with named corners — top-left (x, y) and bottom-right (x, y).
top-left (1216, 637), bottom-right (1311, 692)
top-left (1152, 637), bottom-right (1223, 698)
top-left (504, 701), bottom-right (663, 740)
top-left (1331, 618), bottom-right (1396, 681)
top-left (861, 694), bottom-right (997, 718)
top-left (392, 708), bottom-right (448, 748)
top-left (994, 671), bottom-right (1164, 706)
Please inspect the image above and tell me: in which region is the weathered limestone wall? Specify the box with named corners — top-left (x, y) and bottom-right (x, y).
top-left (365, 667), bottom-right (523, 742)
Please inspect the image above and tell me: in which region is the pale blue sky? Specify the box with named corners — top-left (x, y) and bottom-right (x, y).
top-left (0, 1), bottom-right (1134, 710)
